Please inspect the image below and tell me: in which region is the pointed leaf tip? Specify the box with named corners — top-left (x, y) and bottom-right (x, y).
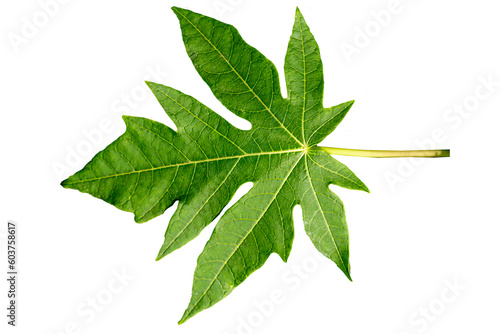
top-left (295, 7), bottom-right (305, 22)
top-left (171, 6), bottom-right (194, 18)
top-left (179, 309), bottom-right (193, 325)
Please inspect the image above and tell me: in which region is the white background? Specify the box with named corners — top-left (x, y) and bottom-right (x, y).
top-left (1, 0), bottom-right (500, 333)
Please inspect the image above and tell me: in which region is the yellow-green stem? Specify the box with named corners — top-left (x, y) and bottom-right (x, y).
top-left (313, 146), bottom-right (450, 158)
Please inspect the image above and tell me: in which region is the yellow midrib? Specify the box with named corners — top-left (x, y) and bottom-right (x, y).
top-left (64, 148), bottom-right (304, 185)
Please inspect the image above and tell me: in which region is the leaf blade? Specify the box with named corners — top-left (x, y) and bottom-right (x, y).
top-left (285, 7), bottom-right (325, 143)
top-left (62, 7), bottom-right (370, 323)
top-left (172, 6), bottom-right (304, 147)
top-left (179, 152), bottom-right (303, 323)
top-left (302, 153), bottom-right (351, 279)
top-left (61, 116), bottom-right (192, 223)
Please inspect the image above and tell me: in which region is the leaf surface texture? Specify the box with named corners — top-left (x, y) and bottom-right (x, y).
top-left (62, 7), bottom-right (368, 323)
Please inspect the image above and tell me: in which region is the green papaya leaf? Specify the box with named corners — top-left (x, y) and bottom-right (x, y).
top-left (62, 7), bottom-right (369, 323)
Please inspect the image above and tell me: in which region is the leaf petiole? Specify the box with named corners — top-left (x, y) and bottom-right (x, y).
top-left (314, 146), bottom-right (450, 158)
